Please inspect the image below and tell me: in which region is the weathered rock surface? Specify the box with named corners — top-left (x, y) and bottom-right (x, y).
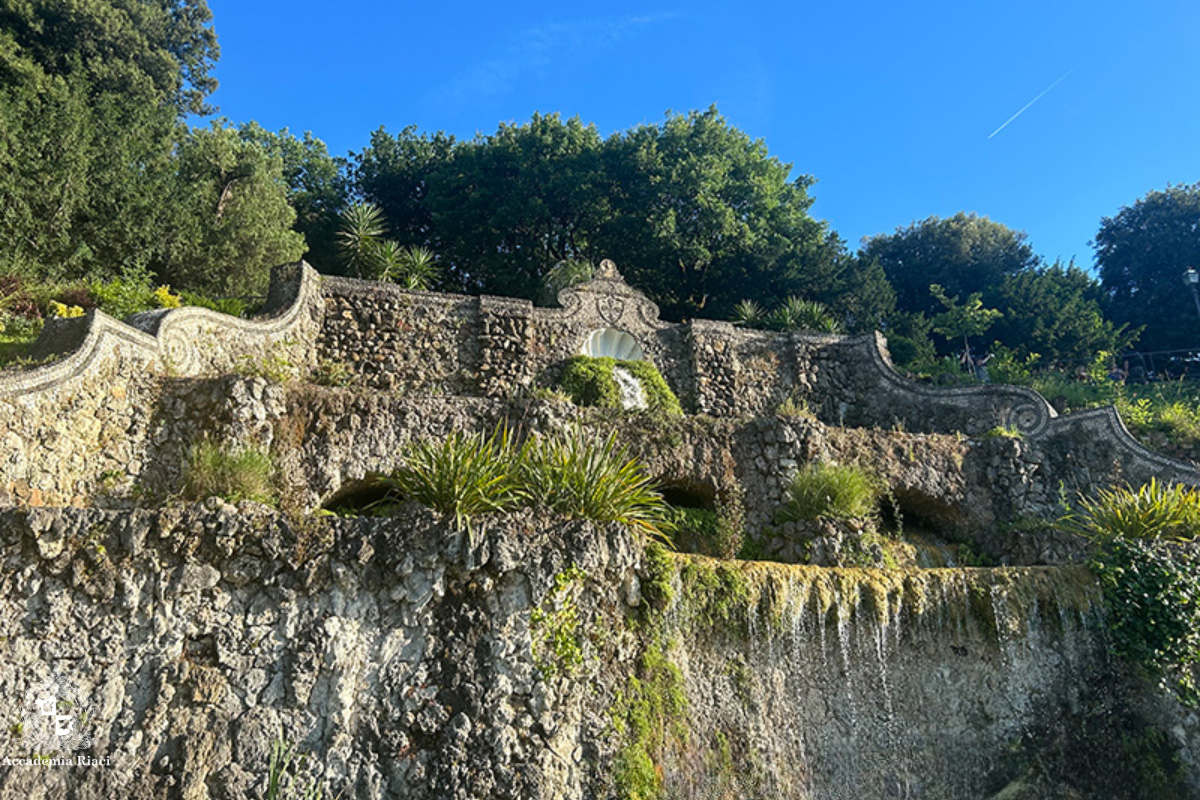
top-left (0, 506), bottom-right (1196, 799)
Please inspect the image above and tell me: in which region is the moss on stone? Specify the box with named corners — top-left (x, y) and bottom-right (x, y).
top-left (559, 355), bottom-right (682, 415)
top-left (611, 640), bottom-right (688, 800)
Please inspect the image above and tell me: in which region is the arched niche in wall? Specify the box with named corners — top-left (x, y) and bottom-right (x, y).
top-left (581, 328), bottom-right (644, 361)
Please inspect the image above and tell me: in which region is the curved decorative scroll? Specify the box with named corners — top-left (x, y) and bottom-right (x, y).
top-left (0, 262), bottom-right (323, 399)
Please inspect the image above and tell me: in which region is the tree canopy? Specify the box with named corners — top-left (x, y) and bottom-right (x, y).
top-left (351, 108), bottom-right (892, 326)
top-left (1096, 183), bottom-right (1200, 353)
top-left (862, 212), bottom-right (1039, 317)
top-left (991, 263), bottom-right (1135, 365)
top-left (0, 0), bottom-right (222, 283)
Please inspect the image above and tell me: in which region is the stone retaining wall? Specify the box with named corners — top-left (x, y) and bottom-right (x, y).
top-left (2, 259), bottom-right (1198, 513)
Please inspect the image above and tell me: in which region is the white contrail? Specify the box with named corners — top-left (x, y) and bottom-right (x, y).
top-left (987, 66), bottom-right (1078, 140)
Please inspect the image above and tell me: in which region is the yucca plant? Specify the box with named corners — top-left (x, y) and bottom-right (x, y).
top-left (770, 296), bottom-right (843, 334)
top-left (730, 299), bottom-right (767, 328)
top-left (519, 429), bottom-right (672, 540)
top-left (336, 202), bottom-right (388, 278)
top-left (777, 462), bottom-right (880, 522)
top-left (1065, 479), bottom-right (1200, 542)
top-left (378, 428), bottom-right (524, 539)
top-left (388, 245), bottom-right (439, 290)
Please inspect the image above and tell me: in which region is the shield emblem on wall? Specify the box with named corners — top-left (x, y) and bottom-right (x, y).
top-left (597, 296), bottom-right (625, 326)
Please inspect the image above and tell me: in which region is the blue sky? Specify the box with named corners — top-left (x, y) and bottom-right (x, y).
top-left (206, 0), bottom-right (1199, 267)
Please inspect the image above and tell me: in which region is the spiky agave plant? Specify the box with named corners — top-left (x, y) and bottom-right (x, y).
top-left (731, 299), bottom-right (767, 328)
top-left (1065, 478), bottom-right (1200, 542)
top-left (771, 296), bottom-right (843, 334)
top-left (379, 427), bottom-right (524, 540)
top-left (519, 428), bottom-right (672, 541)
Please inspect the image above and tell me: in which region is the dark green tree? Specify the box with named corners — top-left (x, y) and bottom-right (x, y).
top-left (0, 0), bottom-right (219, 280)
top-left (158, 123), bottom-right (305, 297)
top-left (1096, 184), bottom-right (1200, 352)
top-left (991, 262), bottom-right (1137, 364)
top-left (862, 212), bottom-right (1039, 317)
top-left (238, 123), bottom-right (348, 271)
top-left (352, 108), bottom-right (892, 326)
top-left (426, 112), bottom-right (609, 297)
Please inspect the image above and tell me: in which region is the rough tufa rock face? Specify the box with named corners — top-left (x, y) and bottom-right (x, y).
top-left (0, 505), bottom-right (1193, 799)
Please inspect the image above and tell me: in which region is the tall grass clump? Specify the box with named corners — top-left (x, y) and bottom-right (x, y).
top-left (777, 462), bottom-right (881, 522)
top-left (181, 441), bottom-right (277, 505)
top-left (1066, 479), bottom-right (1200, 542)
top-left (378, 429), bottom-right (523, 537)
top-left (519, 430), bottom-right (672, 540)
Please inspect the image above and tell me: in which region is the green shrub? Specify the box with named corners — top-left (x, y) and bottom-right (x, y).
top-left (665, 506), bottom-right (718, 542)
top-left (558, 355), bottom-right (682, 415)
top-left (181, 441), bottom-right (277, 505)
top-left (777, 462), bottom-right (881, 522)
top-left (520, 430), bottom-right (671, 540)
top-left (1091, 536), bottom-right (1200, 702)
top-left (311, 358), bottom-right (354, 387)
top-left (89, 268), bottom-right (159, 320)
top-left (1065, 479), bottom-right (1200, 542)
top-left (178, 290), bottom-right (248, 317)
top-left (378, 428), bottom-right (524, 538)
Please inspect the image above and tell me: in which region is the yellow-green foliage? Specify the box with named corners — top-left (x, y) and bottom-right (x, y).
top-left (680, 559), bottom-right (751, 630)
top-left (181, 441), bottom-right (277, 505)
top-left (612, 642), bottom-right (688, 800)
top-left (153, 285), bottom-right (182, 309)
top-left (559, 355), bottom-right (682, 415)
top-left (1066, 479), bottom-right (1200, 542)
top-left (669, 554), bottom-right (1097, 640)
top-left (531, 565), bottom-right (587, 679)
top-left (377, 428), bottom-right (523, 537)
top-left (48, 300), bottom-right (84, 318)
top-left (777, 462), bottom-right (881, 522)
top-left (376, 427), bottom-right (673, 541)
top-left (520, 430), bottom-right (673, 540)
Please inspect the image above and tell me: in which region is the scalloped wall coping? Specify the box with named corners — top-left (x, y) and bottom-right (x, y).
top-left (0, 262), bottom-right (322, 399)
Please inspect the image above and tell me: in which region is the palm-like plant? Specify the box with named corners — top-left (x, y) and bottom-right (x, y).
top-left (388, 245), bottom-right (439, 290)
top-left (336, 203), bottom-right (387, 278)
top-left (770, 296), bottom-right (843, 334)
top-left (731, 299), bottom-right (767, 328)
top-left (1065, 479), bottom-right (1200, 542)
top-left (519, 429), bottom-right (672, 541)
top-left (378, 428), bottom-right (524, 541)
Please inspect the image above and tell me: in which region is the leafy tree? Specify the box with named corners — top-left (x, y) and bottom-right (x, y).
top-left (991, 262), bottom-right (1137, 365)
top-left (862, 212), bottom-right (1039, 316)
top-left (424, 112), bottom-right (609, 297)
top-left (594, 108), bottom-right (891, 324)
top-left (353, 108), bottom-right (893, 326)
top-left (0, 0), bottom-right (219, 115)
top-left (930, 284), bottom-right (1002, 355)
top-left (157, 123), bottom-right (305, 297)
top-left (238, 123), bottom-right (348, 271)
top-left (0, 0), bottom-right (218, 280)
top-left (1096, 184), bottom-right (1200, 352)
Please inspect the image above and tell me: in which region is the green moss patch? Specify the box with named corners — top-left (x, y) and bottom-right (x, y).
top-left (559, 355), bottom-right (682, 415)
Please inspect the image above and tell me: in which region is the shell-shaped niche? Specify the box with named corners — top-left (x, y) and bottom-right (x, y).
top-left (582, 328), bottom-right (644, 361)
